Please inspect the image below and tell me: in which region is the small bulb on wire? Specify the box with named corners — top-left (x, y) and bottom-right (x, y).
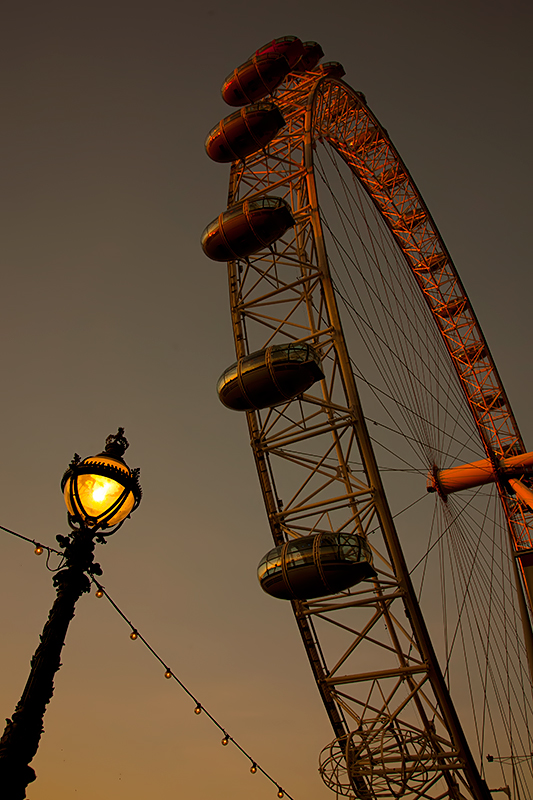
top-left (34, 545), bottom-right (43, 556)
top-left (95, 588), bottom-right (104, 598)
top-left (164, 669), bottom-right (172, 679)
top-left (130, 630), bottom-right (138, 640)
top-left (277, 789), bottom-right (284, 798)
top-left (194, 704), bottom-right (202, 715)
top-left (221, 734), bottom-right (229, 746)
top-left (250, 763), bottom-right (257, 774)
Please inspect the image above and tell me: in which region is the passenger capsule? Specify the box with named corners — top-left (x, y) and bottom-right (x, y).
top-left (258, 533), bottom-right (376, 600)
top-left (217, 343), bottom-right (324, 411)
top-left (201, 197), bottom-right (294, 262)
top-left (222, 53), bottom-right (291, 107)
top-left (292, 41), bottom-right (324, 73)
top-left (253, 36), bottom-right (304, 69)
top-left (205, 102), bottom-right (285, 163)
top-left (317, 61), bottom-right (346, 79)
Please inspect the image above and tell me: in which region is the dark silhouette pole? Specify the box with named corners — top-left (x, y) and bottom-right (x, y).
top-left (0, 530), bottom-right (101, 798)
top-left (0, 429), bottom-right (141, 799)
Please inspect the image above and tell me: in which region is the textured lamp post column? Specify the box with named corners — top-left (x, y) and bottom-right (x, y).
top-left (0, 429), bottom-right (141, 799)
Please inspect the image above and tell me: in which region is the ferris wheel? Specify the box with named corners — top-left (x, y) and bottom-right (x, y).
top-left (202, 36), bottom-right (533, 800)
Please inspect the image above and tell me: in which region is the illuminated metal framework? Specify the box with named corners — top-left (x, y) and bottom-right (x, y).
top-left (215, 66), bottom-right (533, 799)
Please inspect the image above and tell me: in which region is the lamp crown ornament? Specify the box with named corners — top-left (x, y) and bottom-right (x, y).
top-left (102, 427), bottom-right (129, 460)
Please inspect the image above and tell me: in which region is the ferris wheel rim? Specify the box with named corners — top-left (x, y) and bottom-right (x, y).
top-left (304, 76), bottom-right (524, 462)
top-left (210, 54), bottom-right (533, 798)
top-left (299, 75), bottom-right (533, 581)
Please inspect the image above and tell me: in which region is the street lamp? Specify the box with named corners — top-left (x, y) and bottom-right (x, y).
top-left (0, 429), bottom-right (141, 800)
top-left (62, 428), bottom-right (141, 534)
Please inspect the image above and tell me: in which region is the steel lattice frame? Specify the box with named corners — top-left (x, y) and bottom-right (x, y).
top-left (220, 70), bottom-right (533, 799)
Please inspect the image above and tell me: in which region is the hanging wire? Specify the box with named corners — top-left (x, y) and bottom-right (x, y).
top-left (89, 576), bottom-right (295, 798)
top-left (0, 523), bottom-right (66, 572)
top-left (0, 523), bottom-right (295, 799)
top-left (0, 522), bottom-right (62, 557)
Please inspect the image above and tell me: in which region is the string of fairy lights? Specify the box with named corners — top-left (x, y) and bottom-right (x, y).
top-left (0, 523), bottom-right (292, 800)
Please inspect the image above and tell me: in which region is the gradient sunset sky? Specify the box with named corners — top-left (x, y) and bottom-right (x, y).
top-left (1, 1), bottom-right (532, 798)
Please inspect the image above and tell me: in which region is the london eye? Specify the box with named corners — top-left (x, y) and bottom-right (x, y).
top-left (202, 36), bottom-right (533, 800)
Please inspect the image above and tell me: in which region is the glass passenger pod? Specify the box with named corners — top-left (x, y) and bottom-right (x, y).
top-left (217, 343), bottom-right (324, 411)
top-left (222, 53), bottom-right (292, 107)
top-left (205, 102), bottom-right (286, 163)
top-left (257, 533), bottom-right (377, 600)
top-left (252, 36), bottom-right (304, 68)
top-left (201, 196), bottom-right (294, 262)
top-left (291, 41), bottom-right (324, 73)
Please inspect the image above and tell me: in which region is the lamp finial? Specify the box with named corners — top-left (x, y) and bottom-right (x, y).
top-left (104, 428), bottom-right (129, 459)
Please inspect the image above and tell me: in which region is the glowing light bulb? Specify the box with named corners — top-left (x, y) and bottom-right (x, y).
top-left (69, 469), bottom-right (132, 525)
top-left (164, 670), bottom-right (172, 679)
top-left (95, 588), bottom-right (104, 598)
top-left (277, 789), bottom-right (284, 798)
top-left (34, 545), bottom-right (43, 556)
top-left (250, 763), bottom-right (257, 774)
top-left (92, 484), bottom-right (110, 503)
top-left (130, 630), bottom-right (138, 640)
top-left (221, 735), bottom-right (229, 746)
top-left (194, 704), bottom-right (202, 715)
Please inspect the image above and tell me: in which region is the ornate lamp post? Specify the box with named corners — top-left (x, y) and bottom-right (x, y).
top-left (0, 428), bottom-right (141, 799)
